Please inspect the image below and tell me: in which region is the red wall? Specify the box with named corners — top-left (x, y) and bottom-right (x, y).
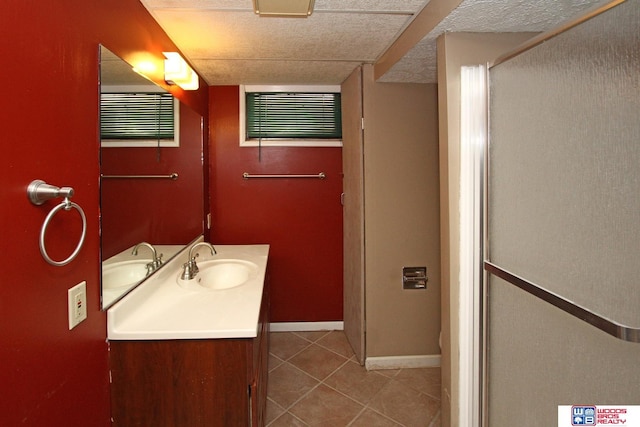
top-left (101, 103), bottom-right (204, 259)
top-left (1, 1), bottom-right (208, 425)
top-left (209, 86), bottom-right (343, 322)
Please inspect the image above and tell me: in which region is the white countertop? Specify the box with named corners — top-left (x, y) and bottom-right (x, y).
top-left (107, 243), bottom-right (269, 340)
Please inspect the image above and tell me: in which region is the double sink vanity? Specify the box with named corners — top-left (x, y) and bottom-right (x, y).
top-left (106, 239), bottom-right (270, 426)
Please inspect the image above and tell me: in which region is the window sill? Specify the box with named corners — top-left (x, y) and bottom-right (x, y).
top-left (101, 139), bottom-right (179, 148)
top-left (240, 139), bottom-right (342, 148)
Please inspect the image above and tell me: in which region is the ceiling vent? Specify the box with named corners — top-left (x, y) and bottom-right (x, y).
top-left (252, 0), bottom-right (315, 17)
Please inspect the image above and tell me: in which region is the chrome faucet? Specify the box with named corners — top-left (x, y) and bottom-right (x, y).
top-left (132, 242), bottom-right (163, 275)
top-left (181, 242), bottom-right (217, 280)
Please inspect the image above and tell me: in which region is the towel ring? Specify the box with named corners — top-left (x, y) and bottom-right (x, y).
top-left (39, 199), bottom-right (87, 266)
top-left (28, 180), bottom-right (87, 266)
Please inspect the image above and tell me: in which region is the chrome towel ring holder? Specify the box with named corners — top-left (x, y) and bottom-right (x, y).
top-left (27, 180), bottom-right (87, 266)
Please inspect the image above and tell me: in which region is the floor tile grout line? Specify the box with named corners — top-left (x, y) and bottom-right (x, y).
top-left (269, 331), bottom-right (349, 362)
top-left (344, 373), bottom-right (409, 426)
top-left (358, 406), bottom-right (409, 427)
top-left (268, 353), bottom-right (285, 373)
top-left (380, 377), bottom-right (443, 407)
top-left (268, 409), bottom-right (310, 427)
top-left (270, 342), bottom-right (313, 363)
top-left (335, 385), bottom-right (407, 427)
top-left (291, 330), bottom-right (332, 342)
top-left (296, 341), bottom-right (353, 365)
top-left (344, 405), bottom-right (368, 427)
top-left (268, 363), bottom-right (324, 412)
top-left (313, 339), bottom-right (357, 360)
top-left (391, 368), bottom-right (443, 402)
top-left (318, 363), bottom-right (389, 406)
top-left (274, 331), bottom-right (353, 363)
top-left (272, 344), bottom-right (353, 383)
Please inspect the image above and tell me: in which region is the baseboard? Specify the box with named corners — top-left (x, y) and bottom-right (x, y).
top-left (365, 354), bottom-right (441, 370)
top-left (269, 321), bottom-right (344, 332)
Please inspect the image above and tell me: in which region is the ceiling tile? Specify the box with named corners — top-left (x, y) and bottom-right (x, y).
top-left (193, 59), bottom-right (362, 85)
top-left (152, 10), bottom-right (409, 61)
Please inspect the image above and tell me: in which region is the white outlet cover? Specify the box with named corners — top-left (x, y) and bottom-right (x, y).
top-left (68, 281), bottom-right (88, 330)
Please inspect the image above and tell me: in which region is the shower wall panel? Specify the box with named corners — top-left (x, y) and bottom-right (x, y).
top-left (487, 1), bottom-right (640, 424)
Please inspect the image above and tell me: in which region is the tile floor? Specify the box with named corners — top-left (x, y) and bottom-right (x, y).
top-left (267, 331), bottom-right (441, 426)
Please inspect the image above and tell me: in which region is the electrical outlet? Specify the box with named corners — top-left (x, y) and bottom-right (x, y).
top-left (68, 281), bottom-right (88, 330)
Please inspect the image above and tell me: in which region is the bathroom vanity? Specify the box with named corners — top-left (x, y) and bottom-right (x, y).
top-left (107, 244), bottom-right (270, 426)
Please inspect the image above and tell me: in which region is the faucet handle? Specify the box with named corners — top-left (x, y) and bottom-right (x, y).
top-left (180, 258), bottom-right (199, 280)
top-left (154, 253), bottom-right (164, 265)
top-left (189, 255), bottom-right (199, 275)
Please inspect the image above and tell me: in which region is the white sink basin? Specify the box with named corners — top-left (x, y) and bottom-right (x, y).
top-left (180, 259), bottom-right (259, 290)
top-left (103, 259), bottom-right (151, 289)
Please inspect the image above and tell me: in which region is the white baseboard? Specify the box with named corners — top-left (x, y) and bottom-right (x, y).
top-left (269, 321), bottom-right (344, 332)
top-left (365, 354), bottom-right (441, 370)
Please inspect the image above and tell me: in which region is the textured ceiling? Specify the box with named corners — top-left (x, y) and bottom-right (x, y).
top-left (140, 0), bottom-right (609, 85)
top-left (379, 0), bottom-right (609, 82)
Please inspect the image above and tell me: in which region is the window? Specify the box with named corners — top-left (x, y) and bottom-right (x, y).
top-left (240, 85), bottom-right (342, 147)
top-left (100, 85), bottom-right (180, 147)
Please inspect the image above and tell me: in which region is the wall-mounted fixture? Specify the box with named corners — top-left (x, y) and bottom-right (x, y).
top-left (27, 180), bottom-right (87, 266)
top-left (402, 266), bottom-right (428, 290)
top-left (163, 52), bottom-right (199, 90)
top-left (252, 0), bottom-right (315, 17)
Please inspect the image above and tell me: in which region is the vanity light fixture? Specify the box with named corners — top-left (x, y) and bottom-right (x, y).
top-left (163, 52), bottom-right (199, 90)
top-left (252, 0), bottom-right (315, 17)
top-left (131, 61), bottom-right (157, 80)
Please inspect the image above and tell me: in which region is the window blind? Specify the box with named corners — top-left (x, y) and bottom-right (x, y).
top-left (246, 92), bottom-right (342, 139)
top-left (100, 92), bottom-right (175, 140)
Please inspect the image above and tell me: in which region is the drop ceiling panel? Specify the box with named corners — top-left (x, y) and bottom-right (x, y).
top-left (152, 10), bottom-right (409, 60)
top-left (192, 58), bottom-right (363, 85)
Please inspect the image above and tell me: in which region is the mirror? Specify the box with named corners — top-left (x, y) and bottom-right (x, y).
top-left (99, 45), bottom-right (204, 309)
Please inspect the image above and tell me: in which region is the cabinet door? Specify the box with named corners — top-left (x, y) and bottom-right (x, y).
top-left (110, 339), bottom-right (250, 427)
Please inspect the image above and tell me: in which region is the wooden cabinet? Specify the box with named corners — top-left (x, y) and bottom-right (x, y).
top-left (109, 284), bottom-right (269, 426)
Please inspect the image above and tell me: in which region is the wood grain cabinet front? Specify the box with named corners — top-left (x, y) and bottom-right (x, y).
top-left (109, 283), bottom-right (270, 427)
